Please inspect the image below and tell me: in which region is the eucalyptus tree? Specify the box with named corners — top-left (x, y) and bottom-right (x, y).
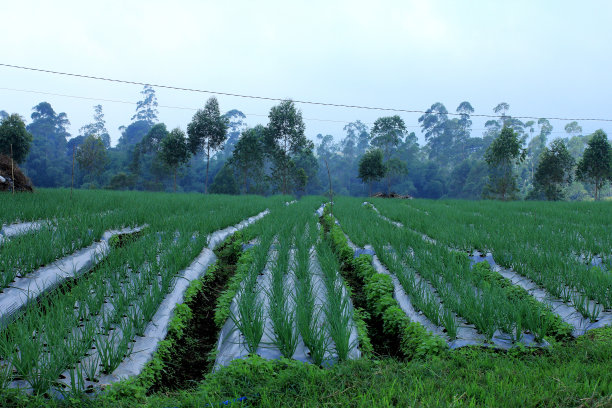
top-left (493, 102), bottom-right (510, 126)
top-left (484, 126), bottom-right (526, 200)
top-left (371, 115), bottom-right (407, 193)
top-left (187, 97), bottom-right (229, 194)
top-left (342, 120), bottom-right (370, 157)
top-left (456, 101), bottom-right (474, 160)
top-left (525, 119), bottom-right (553, 188)
top-left (80, 105), bottom-right (110, 149)
top-left (131, 85), bottom-right (159, 125)
top-left (76, 135), bottom-right (108, 184)
top-left (116, 86), bottom-right (159, 150)
top-left (265, 99), bottom-right (307, 195)
top-left (159, 128), bottom-right (190, 191)
top-left (129, 123), bottom-right (170, 188)
top-left (576, 130), bottom-right (612, 200)
top-left (532, 139), bottom-right (575, 200)
top-left (23, 102), bottom-right (71, 187)
top-left (564, 121), bottom-right (589, 161)
top-left (221, 109), bottom-right (247, 159)
top-left (418, 102), bottom-right (448, 143)
top-left (229, 125), bottom-right (265, 194)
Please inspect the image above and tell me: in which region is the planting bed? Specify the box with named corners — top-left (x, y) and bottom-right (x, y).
top-left (1, 190), bottom-right (611, 407)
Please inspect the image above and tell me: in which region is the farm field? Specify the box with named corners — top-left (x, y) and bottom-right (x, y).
top-left (0, 190), bottom-right (611, 407)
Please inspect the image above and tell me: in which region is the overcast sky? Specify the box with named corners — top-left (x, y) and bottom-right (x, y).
top-left (1, 0), bottom-right (611, 146)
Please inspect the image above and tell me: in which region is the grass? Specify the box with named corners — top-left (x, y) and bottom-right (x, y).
top-left (4, 326), bottom-right (610, 407)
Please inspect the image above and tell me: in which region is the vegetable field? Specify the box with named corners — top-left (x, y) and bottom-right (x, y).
top-left (0, 190), bottom-right (611, 406)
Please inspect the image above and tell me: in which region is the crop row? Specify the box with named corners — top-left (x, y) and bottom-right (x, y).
top-left (370, 198), bottom-right (612, 313)
top-left (332, 198), bottom-right (571, 346)
top-left (0, 195), bottom-right (280, 395)
top-left (215, 198), bottom-right (363, 367)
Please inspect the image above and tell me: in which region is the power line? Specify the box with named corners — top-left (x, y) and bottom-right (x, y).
top-left (2, 62), bottom-right (612, 123)
top-left (0, 86), bottom-right (373, 126)
top-left (0, 86), bottom-right (587, 135)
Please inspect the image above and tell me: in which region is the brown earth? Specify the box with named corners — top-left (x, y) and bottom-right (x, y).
top-left (0, 154), bottom-right (33, 192)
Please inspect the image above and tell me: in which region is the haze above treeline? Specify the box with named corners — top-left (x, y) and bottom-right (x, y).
top-left (1, 1), bottom-right (611, 199)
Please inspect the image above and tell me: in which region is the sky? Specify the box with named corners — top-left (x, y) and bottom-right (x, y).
top-left (1, 0), bottom-right (611, 147)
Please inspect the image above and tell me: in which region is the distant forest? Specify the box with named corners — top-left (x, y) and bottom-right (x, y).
top-left (1, 86), bottom-right (610, 201)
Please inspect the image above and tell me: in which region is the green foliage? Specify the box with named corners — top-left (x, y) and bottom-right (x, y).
top-left (576, 129), bottom-right (612, 200)
top-left (370, 115), bottom-right (407, 160)
top-left (0, 113), bottom-right (33, 163)
top-left (357, 148), bottom-right (385, 195)
top-left (265, 99), bottom-right (308, 194)
top-left (326, 217), bottom-right (445, 359)
top-left (214, 249), bottom-right (254, 327)
top-left (158, 128), bottom-right (190, 191)
top-left (79, 104), bottom-right (111, 149)
top-left (484, 125), bottom-right (526, 200)
top-left (187, 96), bottom-right (229, 193)
top-left (353, 308), bottom-right (373, 358)
top-left (131, 85), bottom-right (159, 125)
top-left (76, 134), bottom-right (108, 176)
top-left (531, 138), bottom-right (575, 200)
top-left (209, 163), bottom-right (240, 194)
top-left (229, 125), bottom-right (265, 194)
top-left (22, 102), bottom-right (71, 187)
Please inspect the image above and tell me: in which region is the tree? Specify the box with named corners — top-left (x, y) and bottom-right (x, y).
top-left (23, 102), bottom-right (71, 187)
top-left (418, 103), bottom-right (448, 142)
top-left (80, 105), bottom-right (110, 149)
top-left (564, 121), bottom-right (582, 138)
top-left (209, 162), bottom-right (240, 194)
top-left (265, 100), bottom-right (308, 194)
top-left (76, 135), bottom-right (108, 182)
top-left (294, 167), bottom-right (308, 196)
top-left (576, 130), bottom-right (612, 200)
top-left (221, 109), bottom-right (247, 158)
top-left (131, 85), bottom-right (159, 125)
top-left (0, 111), bottom-right (8, 121)
top-left (484, 126), bottom-right (525, 200)
top-left (358, 149), bottom-right (385, 196)
top-left (532, 139), bottom-right (575, 200)
top-left (371, 115), bottom-right (407, 193)
top-left (159, 128), bottom-right (190, 191)
top-left (493, 102), bottom-right (510, 126)
top-left (139, 123), bottom-right (169, 153)
top-left (316, 134), bottom-right (338, 161)
top-left (229, 125), bottom-right (265, 194)
top-left (525, 118), bottom-right (553, 188)
top-left (342, 120), bottom-right (370, 157)
top-left (456, 101), bottom-right (474, 160)
top-left (187, 97), bottom-right (229, 194)
top-left (385, 158), bottom-right (408, 192)
top-left (0, 114), bottom-right (33, 163)
top-left (564, 121), bottom-right (589, 162)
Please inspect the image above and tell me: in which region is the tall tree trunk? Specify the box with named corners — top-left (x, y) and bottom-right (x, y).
top-left (205, 144), bottom-right (210, 194)
top-left (174, 168), bottom-right (177, 192)
top-left (595, 177), bottom-right (599, 200)
top-left (387, 174), bottom-right (390, 195)
top-left (243, 168), bottom-right (247, 195)
top-left (284, 136), bottom-right (288, 195)
top-left (283, 161), bottom-right (287, 195)
top-left (369, 181), bottom-right (372, 197)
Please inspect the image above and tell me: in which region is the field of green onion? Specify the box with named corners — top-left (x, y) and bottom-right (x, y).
top-left (0, 190), bottom-right (610, 405)
top-left (0, 190), bottom-right (285, 395)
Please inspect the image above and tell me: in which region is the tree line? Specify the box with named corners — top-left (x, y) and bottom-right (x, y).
top-left (1, 88), bottom-right (611, 200)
